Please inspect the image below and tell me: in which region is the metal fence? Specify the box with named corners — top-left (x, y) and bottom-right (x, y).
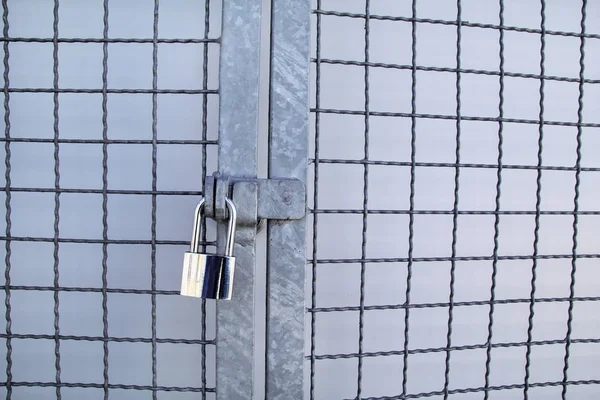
top-left (4, 0), bottom-right (600, 399)
top-left (1, 0), bottom-right (220, 398)
top-left (309, 0), bottom-right (600, 399)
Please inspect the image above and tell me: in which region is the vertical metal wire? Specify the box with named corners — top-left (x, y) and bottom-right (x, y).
top-left (562, 1), bottom-right (587, 398)
top-left (524, 2), bottom-right (547, 398)
top-left (484, 1), bottom-right (505, 398)
top-left (201, 0), bottom-right (211, 397)
top-left (310, 1), bottom-right (322, 398)
top-left (357, 0), bottom-right (370, 397)
top-left (444, 0), bottom-right (462, 400)
top-left (443, 1), bottom-right (462, 398)
top-left (52, 0), bottom-right (62, 398)
top-left (401, 0), bottom-right (418, 397)
top-left (2, 0), bottom-right (11, 398)
top-left (101, 1), bottom-right (110, 399)
top-left (151, 0), bottom-right (160, 398)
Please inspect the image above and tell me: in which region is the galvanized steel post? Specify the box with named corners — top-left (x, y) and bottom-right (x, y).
top-left (216, 0), bottom-right (262, 398)
top-left (266, 0), bottom-right (311, 398)
top-left (216, 0), bottom-right (309, 397)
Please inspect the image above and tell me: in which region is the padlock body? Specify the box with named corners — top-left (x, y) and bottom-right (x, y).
top-left (181, 252), bottom-right (236, 299)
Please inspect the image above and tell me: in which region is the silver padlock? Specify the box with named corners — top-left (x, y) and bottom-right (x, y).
top-left (180, 197), bottom-right (237, 300)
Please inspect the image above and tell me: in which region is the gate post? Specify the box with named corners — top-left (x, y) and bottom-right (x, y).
top-left (266, 0), bottom-right (311, 398)
top-left (217, 0), bottom-right (262, 398)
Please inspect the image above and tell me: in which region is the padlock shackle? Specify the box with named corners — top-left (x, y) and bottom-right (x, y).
top-left (190, 197), bottom-right (237, 256)
top-left (223, 197), bottom-right (237, 256)
top-left (190, 198), bottom-right (206, 253)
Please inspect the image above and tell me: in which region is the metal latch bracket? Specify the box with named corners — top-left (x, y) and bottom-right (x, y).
top-left (204, 172), bottom-right (306, 227)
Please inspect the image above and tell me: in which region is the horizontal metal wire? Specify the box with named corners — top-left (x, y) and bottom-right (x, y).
top-left (0, 381), bottom-right (215, 392)
top-left (310, 159), bottom-right (600, 173)
top-left (353, 379), bottom-right (600, 400)
top-left (1, 37), bottom-right (219, 44)
top-left (0, 333), bottom-right (215, 345)
top-left (316, 58), bottom-right (600, 85)
top-left (8, 88), bottom-right (218, 94)
top-left (311, 209), bottom-right (600, 215)
top-left (312, 338), bottom-right (600, 361)
top-left (311, 253), bottom-right (600, 264)
top-left (311, 107), bottom-right (600, 128)
top-left (0, 138), bottom-right (218, 145)
top-left (309, 296), bottom-right (600, 313)
top-left (0, 286), bottom-right (184, 295)
top-left (1, 188), bottom-right (204, 196)
top-left (313, 9), bottom-right (600, 40)
top-left (0, 236), bottom-right (214, 246)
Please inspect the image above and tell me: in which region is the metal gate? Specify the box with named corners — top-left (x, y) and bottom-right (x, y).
top-left (2, 0), bottom-right (223, 398)
top-left (3, 0), bottom-right (600, 399)
top-left (308, 1), bottom-right (600, 399)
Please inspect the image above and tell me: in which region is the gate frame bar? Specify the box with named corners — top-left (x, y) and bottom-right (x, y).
top-left (266, 0), bottom-right (311, 398)
top-left (216, 0), bottom-right (310, 398)
top-left (216, 0), bottom-right (262, 399)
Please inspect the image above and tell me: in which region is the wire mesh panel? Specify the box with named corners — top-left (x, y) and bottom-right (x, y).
top-left (309, 0), bottom-right (600, 399)
top-left (1, 0), bottom-right (221, 398)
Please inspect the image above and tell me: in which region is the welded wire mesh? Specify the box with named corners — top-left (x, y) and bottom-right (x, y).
top-left (1, 0), bottom-right (220, 398)
top-left (309, 0), bottom-right (600, 399)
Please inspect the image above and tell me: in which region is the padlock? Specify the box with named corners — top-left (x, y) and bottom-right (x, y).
top-left (180, 197), bottom-right (237, 300)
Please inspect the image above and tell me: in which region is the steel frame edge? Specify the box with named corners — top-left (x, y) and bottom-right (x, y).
top-left (216, 0), bottom-right (262, 398)
top-left (266, 0), bottom-right (311, 398)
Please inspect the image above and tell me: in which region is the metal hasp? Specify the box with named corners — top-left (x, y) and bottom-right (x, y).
top-left (204, 172), bottom-right (306, 225)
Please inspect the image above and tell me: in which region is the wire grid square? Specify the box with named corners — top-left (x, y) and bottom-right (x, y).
top-left (10, 92), bottom-right (55, 139)
top-left (362, 309), bottom-right (405, 352)
top-left (413, 119), bottom-right (458, 163)
top-left (59, 291), bottom-right (104, 337)
top-left (416, 23), bottom-right (457, 68)
top-left (9, 241), bottom-right (55, 286)
top-left (405, 352), bottom-right (447, 394)
top-left (450, 305), bottom-right (490, 347)
top-left (59, 144), bottom-right (105, 189)
top-left (460, 25), bottom-right (500, 71)
top-left (583, 83), bottom-right (600, 123)
top-left (59, 340), bottom-right (104, 384)
top-left (57, 0), bottom-right (104, 38)
top-left (105, 94), bottom-right (153, 140)
top-left (11, 338), bottom-right (56, 382)
top-left (58, 243), bottom-right (104, 288)
top-left (369, 68), bottom-right (412, 113)
top-left (59, 43), bottom-right (104, 89)
top-left (309, 0), bottom-right (600, 398)
top-left (583, 39), bottom-right (600, 80)
top-left (10, 142), bottom-right (56, 188)
top-left (363, 262), bottom-right (407, 306)
top-left (2, 0), bottom-right (220, 398)
top-left (569, 357), bottom-right (600, 388)
top-left (460, 74), bottom-right (501, 118)
top-left (368, 19), bottom-right (412, 65)
top-left (107, 44), bottom-right (154, 89)
top-left (530, 301), bottom-right (570, 342)
top-left (10, 43), bottom-right (54, 88)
